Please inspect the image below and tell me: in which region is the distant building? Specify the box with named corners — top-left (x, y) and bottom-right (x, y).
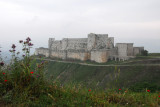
top-left (35, 33), bottom-right (144, 63)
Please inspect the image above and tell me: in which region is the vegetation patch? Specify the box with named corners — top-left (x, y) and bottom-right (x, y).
top-left (0, 38), bottom-right (160, 106)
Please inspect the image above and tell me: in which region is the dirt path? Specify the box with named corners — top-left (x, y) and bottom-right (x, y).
top-left (36, 58), bottom-right (160, 67)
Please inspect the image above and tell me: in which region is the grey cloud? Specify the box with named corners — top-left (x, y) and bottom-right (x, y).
top-left (0, 0), bottom-right (160, 53)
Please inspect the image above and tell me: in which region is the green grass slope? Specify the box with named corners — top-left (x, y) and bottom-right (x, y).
top-left (44, 60), bottom-right (160, 90)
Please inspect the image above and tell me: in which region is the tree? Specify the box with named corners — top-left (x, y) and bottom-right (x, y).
top-left (141, 50), bottom-right (148, 56)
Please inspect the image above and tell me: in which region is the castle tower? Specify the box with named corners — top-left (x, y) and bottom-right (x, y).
top-left (115, 43), bottom-right (134, 57)
top-left (87, 33), bottom-right (113, 50)
top-left (87, 33), bottom-right (96, 51)
top-left (48, 38), bottom-right (55, 57)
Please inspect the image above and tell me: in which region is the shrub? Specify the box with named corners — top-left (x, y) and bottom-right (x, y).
top-left (0, 37), bottom-right (50, 105)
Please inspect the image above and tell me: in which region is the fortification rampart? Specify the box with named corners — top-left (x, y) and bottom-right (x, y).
top-left (133, 47), bottom-right (144, 56)
top-left (35, 33), bottom-right (145, 63)
top-left (91, 50), bottom-right (110, 63)
top-left (35, 48), bottom-right (49, 57)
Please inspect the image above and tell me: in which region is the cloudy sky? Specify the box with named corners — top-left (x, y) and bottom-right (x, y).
top-left (0, 0), bottom-right (160, 53)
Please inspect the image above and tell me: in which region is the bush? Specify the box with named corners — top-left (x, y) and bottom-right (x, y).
top-left (0, 37), bottom-right (50, 105)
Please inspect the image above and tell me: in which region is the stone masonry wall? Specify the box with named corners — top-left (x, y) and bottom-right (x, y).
top-left (50, 50), bottom-right (89, 61)
top-left (95, 34), bottom-right (109, 49)
top-left (87, 33), bottom-right (96, 50)
top-left (133, 47), bottom-right (144, 56)
top-left (109, 48), bottom-right (118, 59)
top-left (66, 38), bottom-right (88, 50)
top-left (108, 37), bottom-right (114, 49)
top-left (67, 50), bottom-right (89, 61)
top-left (51, 40), bottom-right (62, 50)
top-left (139, 47), bottom-right (144, 53)
top-left (50, 38), bottom-right (88, 51)
top-left (116, 43), bottom-right (128, 57)
top-left (127, 43), bottom-right (133, 56)
top-left (50, 50), bottom-right (67, 59)
top-left (61, 38), bottom-right (68, 50)
top-left (87, 33), bottom-right (114, 50)
top-left (91, 50), bottom-right (109, 63)
top-left (35, 48), bottom-right (49, 57)
top-left (115, 43), bottom-right (134, 57)
top-left (48, 38), bottom-right (55, 49)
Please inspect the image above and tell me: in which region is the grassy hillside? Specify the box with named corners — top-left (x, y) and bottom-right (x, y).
top-left (43, 59), bottom-right (160, 90)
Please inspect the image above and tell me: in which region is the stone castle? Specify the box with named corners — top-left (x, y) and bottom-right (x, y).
top-left (35, 33), bottom-right (144, 63)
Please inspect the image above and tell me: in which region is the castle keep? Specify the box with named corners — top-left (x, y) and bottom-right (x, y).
top-left (35, 33), bottom-right (144, 63)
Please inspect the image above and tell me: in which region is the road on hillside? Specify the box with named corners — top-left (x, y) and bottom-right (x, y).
top-left (36, 58), bottom-right (160, 67)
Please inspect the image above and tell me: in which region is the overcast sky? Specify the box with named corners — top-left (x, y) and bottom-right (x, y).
top-left (0, 0), bottom-right (160, 53)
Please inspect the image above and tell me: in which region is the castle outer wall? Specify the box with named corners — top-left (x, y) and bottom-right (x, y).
top-left (35, 33), bottom-right (144, 63)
